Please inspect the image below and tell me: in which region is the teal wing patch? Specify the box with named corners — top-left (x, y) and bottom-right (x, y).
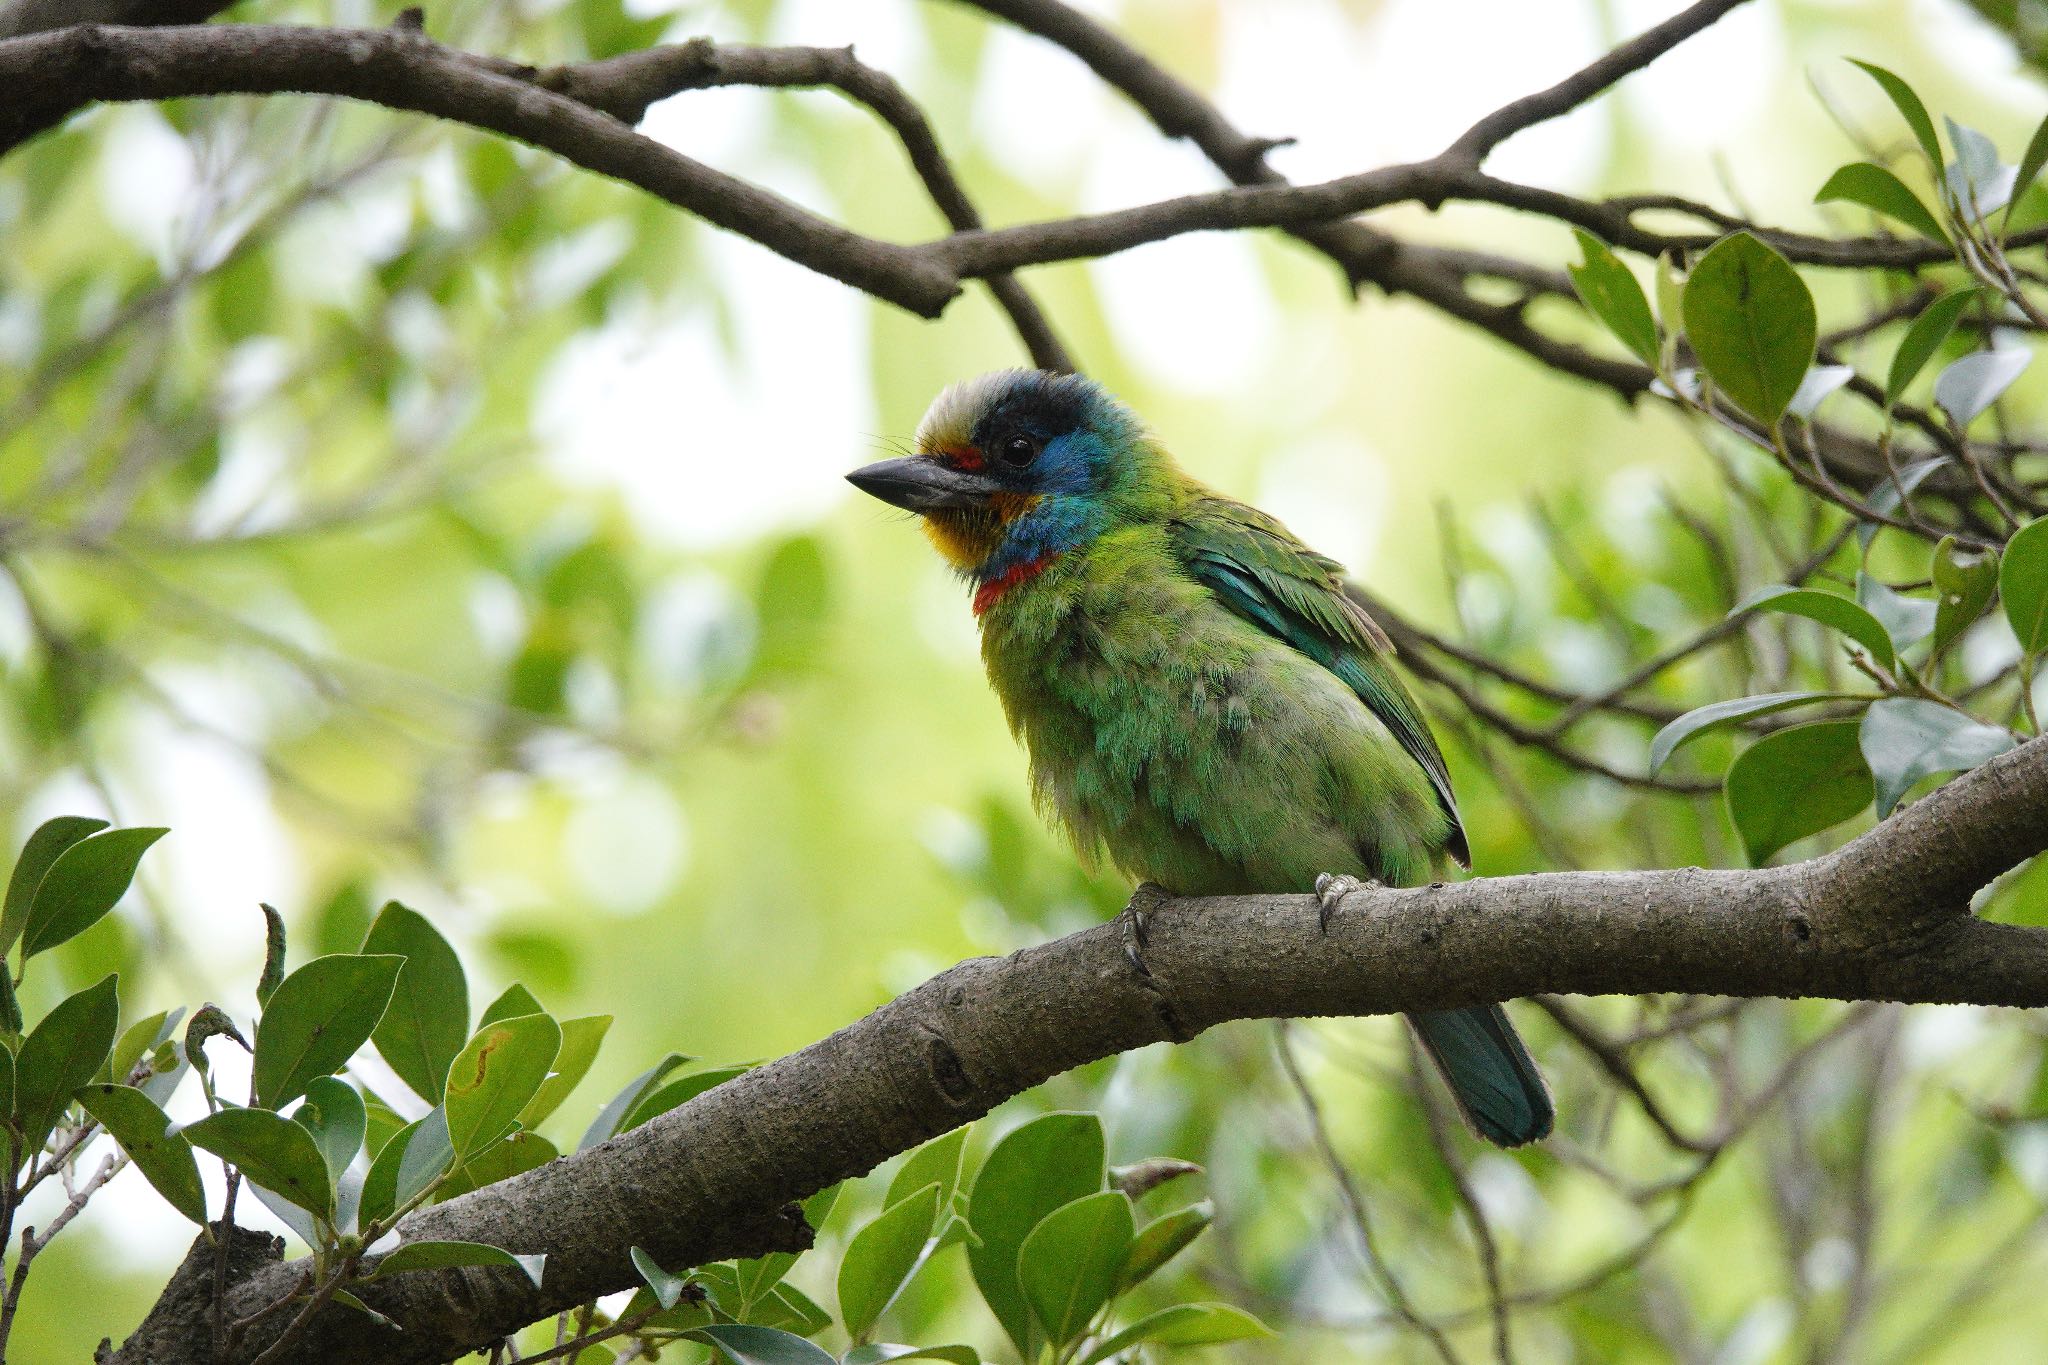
top-left (1169, 494), bottom-right (1469, 865)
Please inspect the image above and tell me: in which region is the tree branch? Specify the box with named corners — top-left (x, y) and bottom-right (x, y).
top-left (111, 737), bottom-right (2048, 1364)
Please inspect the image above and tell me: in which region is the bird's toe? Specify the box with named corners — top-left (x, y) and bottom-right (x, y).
top-left (1315, 873), bottom-right (1378, 933)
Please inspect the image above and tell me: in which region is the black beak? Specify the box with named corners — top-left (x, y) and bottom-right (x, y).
top-left (846, 456), bottom-right (1001, 513)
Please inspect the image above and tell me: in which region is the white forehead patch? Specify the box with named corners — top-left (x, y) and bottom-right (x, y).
top-left (915, 369), bottom-right (1036, 451)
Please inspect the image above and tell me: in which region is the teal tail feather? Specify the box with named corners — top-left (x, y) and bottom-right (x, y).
top-left (1409, 1006), bottom-right (1553, 1147)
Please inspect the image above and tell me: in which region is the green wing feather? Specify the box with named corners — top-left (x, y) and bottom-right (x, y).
top-left (1169, 494), bottom-right (1469, 866)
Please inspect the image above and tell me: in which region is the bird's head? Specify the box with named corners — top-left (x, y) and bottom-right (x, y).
top-left (846, 370), bottom-right (1160, 596)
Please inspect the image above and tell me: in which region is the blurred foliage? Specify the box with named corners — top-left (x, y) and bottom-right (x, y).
top-left (4, 0), bottom-right (2048, 1362)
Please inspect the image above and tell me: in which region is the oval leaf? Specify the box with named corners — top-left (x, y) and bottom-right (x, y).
top-left (1683, 231), bottom-right (1817, 426)
top-left (966, 1113), bottom-right (1106, 1359)
top-left (518, 1013), bottom-right (611, 1129)
top-left (292, 1075), bottom-right (367, 1183)
top-left (2001, 517), bottom-right (2048, 658)
top-left (1788, 364), bottom-right (1855, 418)
top-left (20, 827), bottom-right (167, 960)
top-left (1017, 1191), bottom-right (1135, 1351)
top-left (78, 1083), bottom-right (206, 1225)
top-left (363, 902), bottom-right (469, 1105)
top-left (688, 1324), bottom-right (836, 1365)
top-left (1816, 163), bottom-right (1947, 244)
top-left (16, 974), bottom-right (120, 1157)
top-left (1650, 691), bottom-right (1845, 773)
top-left (1568, 230), bottom-right (1660, 366)
top-left (1887, 289), bottom-right (1981, 405)
top-left (1726, 721), bottom-right (1875, 865)
top-left (577, 1052), bottom-right (690, 1152)
top-left (1945, 116), bottom-right (2018, 219)
top-left (843, 1348), bottom-right (980, 1365)
top-left (444, 1012), bottom-right (561, 1158)
top-left (839, 1182), bottom-right (942, 1343)
top-left (1118, 1199), bottom-right (1214, 1290)
top-left (252, 954), bottom-right (404, 1109)
top-left (183, 1106), bottom-right (335, 1221)
top-left (1935, 349), bottom-right (2031, 428)
top-left (1082, 1303), bottom-right (1273, 1363)
top-left (0, 816), bottom-right (107, 951)
top-left (1860, 698), bottom-right (2015, 816)
top-left (373, 1238), bottom-right (544, 1288)
top-left (1934, 536), bottom-right (1999, 655)
top-left (1736, 586), bottom-right (1896, 673)
top-left (886, 1126), bottom-right (970, 1210)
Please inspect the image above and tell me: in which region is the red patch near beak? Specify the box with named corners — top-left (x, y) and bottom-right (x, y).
top-left (936, 443), bottom-right (984, 471)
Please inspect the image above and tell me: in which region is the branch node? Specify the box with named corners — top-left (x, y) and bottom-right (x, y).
top-left (391, 6), bottom-right (424, 34)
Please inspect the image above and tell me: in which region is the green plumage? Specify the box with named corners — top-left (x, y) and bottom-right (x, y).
top-left (852, 371), bottom-right (1551, 1146)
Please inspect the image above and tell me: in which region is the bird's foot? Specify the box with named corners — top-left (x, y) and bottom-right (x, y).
top-left (1118, 881), bottom-right (1171, 979)
top-left (1315, 872), bottom-right (1380, 934)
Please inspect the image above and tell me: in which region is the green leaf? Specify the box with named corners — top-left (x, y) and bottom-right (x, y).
top-left (256, 903), bottom-right (287, 1007)
top-left (373, 1238), bottom-right (546, 1288)
top-left (632, 1246), bottom-right (688, 1310)
top-left (183, 1106), bottom-right (335, 1220)
top-left (1816, 163), bottom-right (1948, 244)
top-left (20, 827), bottom-right (167, 960)
top-left (1649, 691), bottom-right (1845, 773)
top-left (1935, 349), bottom-right (2031, 427)
top-left (330, 1289), bottom-right (399, 1331)
top-left (292, 1076), bottom-right (367, 1184)
top-left (578, 1053), bottom-right (690, 1151)
top-left (966, 1113), bottom-right (1106, 1359)
top-left (688, 1324), bottom-right (836, 1365)
top-left (1081, 1303), bottom-right (1273, 1363)
top-left (1856, 573), bottom-right (1937, 656)
top-left (16, 973), bottom-right (119, 1157)
top-left (443, 1013), bottom-right (561, 1158)
top-left (435, 1130), bottom-right (558, 1201)
top-left (1850, 60), bottom-right (1944, 169)
top-left (0, 1047), bottom-right (17, 1126)
top-left (1567, 230), bottom-right (1659, 366)
top-left (107, 1006), bottom-right (182, 1086)
top-left (2013, 111), bottom-right (2048, 222)
top-left (843, 1348), bottom-right (979, 1365)
top-left (2001, 518), bottom-right (2048, 657)
top-left (1887, 289), bottom-right (1981, 405)
top-left (1736, 586), bottom-right (1897, 673)
top-left (363, 902), bottom-right (470, 1104)
top-left (0, 816), bottom-right (107, 951)
top-left (1118, 1199), bottom-right (1214, 1290)
top-left (358, 1108), bottom-right (453, 1227)
top-left (887, 1126), bottom-right (970, 1210)
top-left (78, 1083), bottom-right (206, 1225)
top-left (619, 1064), bottom-right (748, 1134)
top-left (1682, 232), bottom-right (1817, 426)
top-left (518, 1014), bottom-right (611, 1129)
top-left (477, 983), bottom-right (543, 1029)
top-left (1017, 1191), bottom-right (1134, 1352)
top-left (839, 1182), bottom-right (942, 1343)
top-left (1727, 721), bottom-right (1875, 865)
top-left (1933, 536), bottom-right (2000, 655)
top-left (252, 954), bottom-right (404, 1109)
top-left (762, 1281), bottom-right (831, 1337)
top-left (1860, 698), bottom-right (2015, 816)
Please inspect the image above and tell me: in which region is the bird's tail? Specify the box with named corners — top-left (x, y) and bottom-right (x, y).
top-left (1409, 1005), bottom-right (1553, 1147)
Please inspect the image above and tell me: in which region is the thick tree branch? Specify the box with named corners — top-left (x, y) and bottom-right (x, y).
top-left (111, 737), bottom-right (2048, 1364)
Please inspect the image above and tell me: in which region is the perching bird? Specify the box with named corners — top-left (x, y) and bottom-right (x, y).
top-left (846, 370), bottom-right (1552, 1147)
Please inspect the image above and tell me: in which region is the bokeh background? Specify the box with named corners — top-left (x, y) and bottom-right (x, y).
top-left (6, 0), bottom-right (2048, 1359)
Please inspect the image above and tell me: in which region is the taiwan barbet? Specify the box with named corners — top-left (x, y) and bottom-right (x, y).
top-left (847, 370), bottom-right (1552, 1147)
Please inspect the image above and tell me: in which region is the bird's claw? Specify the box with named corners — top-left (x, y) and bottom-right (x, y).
top-left (1118, 882), bottom-right (1169, 978)
top-left (1315, 873), bottom-right (1379, 934)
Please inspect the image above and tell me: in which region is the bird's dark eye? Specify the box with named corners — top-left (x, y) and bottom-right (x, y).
top-left (999, 434), bottom-right (1039, 468)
